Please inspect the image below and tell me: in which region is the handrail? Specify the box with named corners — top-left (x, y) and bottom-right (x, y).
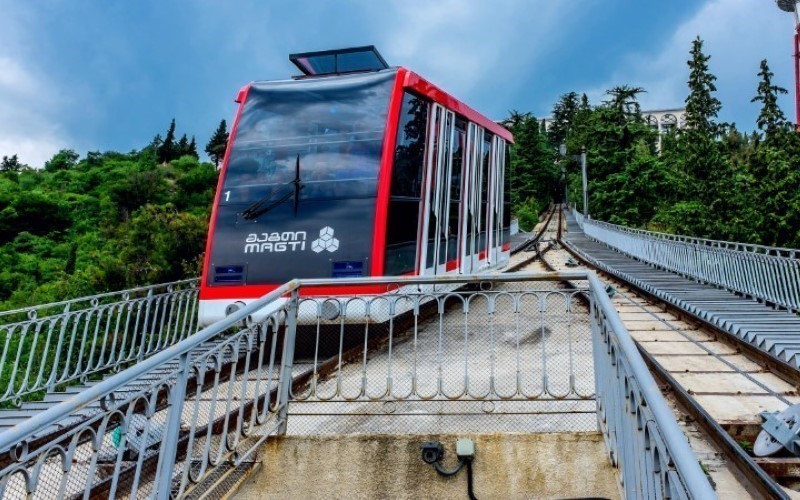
top-left (571, 206), bottom-right (799, 256)
top-left (0, 278), bottom-right (199, 319)
top-left (0, 272), bottom-right (575, 451)
top-left (0, 279), bottom-right (297, 450)
top-left (0, 271), bottom-right (713, 499)
top-left (573, 207), bottom-right (800, 313)
top-left (0, 279), bottom-right (200, 404)
top-left (587, 273), bottom-right (715, 498)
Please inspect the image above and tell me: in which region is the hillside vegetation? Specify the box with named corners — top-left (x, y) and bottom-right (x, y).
top-left (0, 133), bottom-right (220, 311)
top-left (2, 37), bottom-right (798, 312)
top-left (506, 37), bottom-right (800, 249)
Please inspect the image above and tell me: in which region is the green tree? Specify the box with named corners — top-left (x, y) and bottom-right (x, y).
top-left (501, 109), bottom-right (532, 130)
top-left (44, 149), bottom-right (79, 172)
top-left (205, 119), bottom-right (229, 167)
top-left (684, 37), bottom-right (721, 137)
top-left (680, 37), bottom-right (725, 195)
top-left (188, 136), bottom-right (199, 159)
top-left (0, 155), bottom-right (22, 172)
top-left (504, 113), bottom-right (558, 228)
top-left (548, 92), bottom-right (579, 148)
top-left (603, 85), bottom-right (646, 122)
top-left (158, 119), bottom-right (177, 163)
top-left (751, 59), bottom-right (789, 142)
top-left (177, 134), bottom-right (190, 158)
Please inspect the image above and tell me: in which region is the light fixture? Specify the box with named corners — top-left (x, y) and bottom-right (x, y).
top-left (777, 0), bottom-right (798, 13)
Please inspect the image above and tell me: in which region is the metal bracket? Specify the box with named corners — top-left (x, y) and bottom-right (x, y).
top-left (755, 404), bottom-right (800, 456)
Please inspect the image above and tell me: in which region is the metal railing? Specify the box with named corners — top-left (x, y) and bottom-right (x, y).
top-left (573, 205), bottom-right (586, 228)
top-left (587, 272), bottom-right (714, 499)
top-left (0, 272), bottom-right (712, 499)
top-left (572, 207), bottom-right (800, 313)
top-left (0, 279), bottom-right (199, 405)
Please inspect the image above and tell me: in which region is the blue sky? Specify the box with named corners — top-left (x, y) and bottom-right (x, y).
top-left (0, 0), bottom-right (795, 166)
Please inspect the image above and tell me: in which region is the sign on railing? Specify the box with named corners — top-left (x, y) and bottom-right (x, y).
top-left (0, 272), bottom-right (712, 499)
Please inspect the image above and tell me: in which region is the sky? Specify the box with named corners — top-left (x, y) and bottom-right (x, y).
top-left (0, 0), bottom-right (795, 167)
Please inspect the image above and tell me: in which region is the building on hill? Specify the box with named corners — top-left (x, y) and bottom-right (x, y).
top-left (540, 107), bottom-right (687, 152)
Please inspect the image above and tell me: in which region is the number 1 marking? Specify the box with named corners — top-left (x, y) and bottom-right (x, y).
top-left (224, 190), bottom-right (230, 201)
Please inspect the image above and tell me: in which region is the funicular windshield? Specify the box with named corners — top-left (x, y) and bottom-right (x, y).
top-left (222, 71), bottom-right (395, 206)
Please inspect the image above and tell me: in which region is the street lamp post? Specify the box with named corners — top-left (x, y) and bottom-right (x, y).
top-left (559, 144), bottom-right (589, 217)
top-left (776, 0), bottom-right (800, 128)
top-left (580, 146), bottom-right (588, 218)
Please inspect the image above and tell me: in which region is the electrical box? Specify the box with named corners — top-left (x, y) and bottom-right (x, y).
top-left (456, 438), bottom-right (475, 459)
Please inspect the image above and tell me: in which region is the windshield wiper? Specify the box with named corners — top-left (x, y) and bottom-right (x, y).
top-left (241, 155), bottom-right (304, 220)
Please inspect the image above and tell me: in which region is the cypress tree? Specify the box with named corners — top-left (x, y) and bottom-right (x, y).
top-left (548, 92), bottom-right (579, 148)
top-left (684, 37), bottom-right (721, 137)
top-left (681, 37), bottom-right (723, 186)
top-left (751, 59), bottom-right (788, 141)
top-left (579, 93), bottom-right (590, 112)
top-left (188, 136), bottom-right (199, 159)
top-left (158, 119), bottom-right (177, 163)
top-left (205, 119), bottom-right (229, 167)
top-left (177, 134), bottom-right (190, 157)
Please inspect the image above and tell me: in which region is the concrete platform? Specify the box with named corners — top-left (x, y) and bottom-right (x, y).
top-left (233, 433), bottom-right (620, 499)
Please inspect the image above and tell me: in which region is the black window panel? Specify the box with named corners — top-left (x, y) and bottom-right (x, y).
top-left (447, 121), bottom-right (465, 263)
top-left (478, 134), bottom-right (492, 254)
top-left (220, 71), bottom-right (395, 205)
top-left (290, 46), bottom-right (389, 76)
top-left (297, 54), bottom-right (336, 75)
top-left (385, 91), bottom-right (429, 276)
top-left (391, 93), bottom-right (429, 198)
top-left (503, 142), bottom-right (511, 244)
top-left (337, 51), bottom-right (386, 73)
top-left (451, 120), bottom-right (465, 201)
top-left (438, 112), bottom-right (453, 268)
top-left (480, 134), bottom-right (492, 202)
top-left (425, 108), bottom-right (441, 270)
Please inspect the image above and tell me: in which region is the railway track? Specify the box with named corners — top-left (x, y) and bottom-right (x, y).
top-left (545, 206), bottom-right (799, 499)
top-left (182, 204), bottom-right (570, 497)
top-left (0, 206), bottom-right (567, 499)
top-left (196, 204), bottom-right (794, 499)
top-left (8, 203), bottom-right (792, 499)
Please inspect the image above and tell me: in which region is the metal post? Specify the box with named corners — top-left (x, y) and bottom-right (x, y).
top-left (154, 352), bottom-right (190, 499)
top-left (47, 303), bottom-right (71, 391)
top-left (794, 28), bottom-right (800, 129)
top-left (276, 289), bottom-right (299, 435)
top-left (580, 146), bottom-right (588, 218)
top-left (138, 289), bottom-right (154, 362)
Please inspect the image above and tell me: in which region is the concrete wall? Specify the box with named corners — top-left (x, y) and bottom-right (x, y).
top-left (233, 432), bottom-right (620, 499)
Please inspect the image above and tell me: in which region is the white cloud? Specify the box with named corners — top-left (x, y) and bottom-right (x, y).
top-left (589, 0), bottom-right (795, 127)
top-left (361, 0), bottom-right (578, 113)
top-left (0, 9), bottom-right (70, 167)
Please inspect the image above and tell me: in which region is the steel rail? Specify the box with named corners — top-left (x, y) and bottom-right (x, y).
top-left (556, 211), bottom-right (789, 499)
top-left (0, 266), bottom-right (713, 499)
top-left (586, 272), bottom-right (715, 498)
top-left (511, 204), bottom-right (558, 254)
top-left (0, 271), bottom-right (586, 451)
top-left (637, 337), bottom-right (790, 499)
top-left (562, 230), bottom-right (800, 387)
top-left (487, 212), bottom-right (715, 498)
top-left (0, 279), bottom-right (199, 319)
top-left (0, 279), bottom-right (200, 406)
top-left (0, 211), bottom-right (562, 494)
top-left (573, 207), bottom-right (800, 313)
